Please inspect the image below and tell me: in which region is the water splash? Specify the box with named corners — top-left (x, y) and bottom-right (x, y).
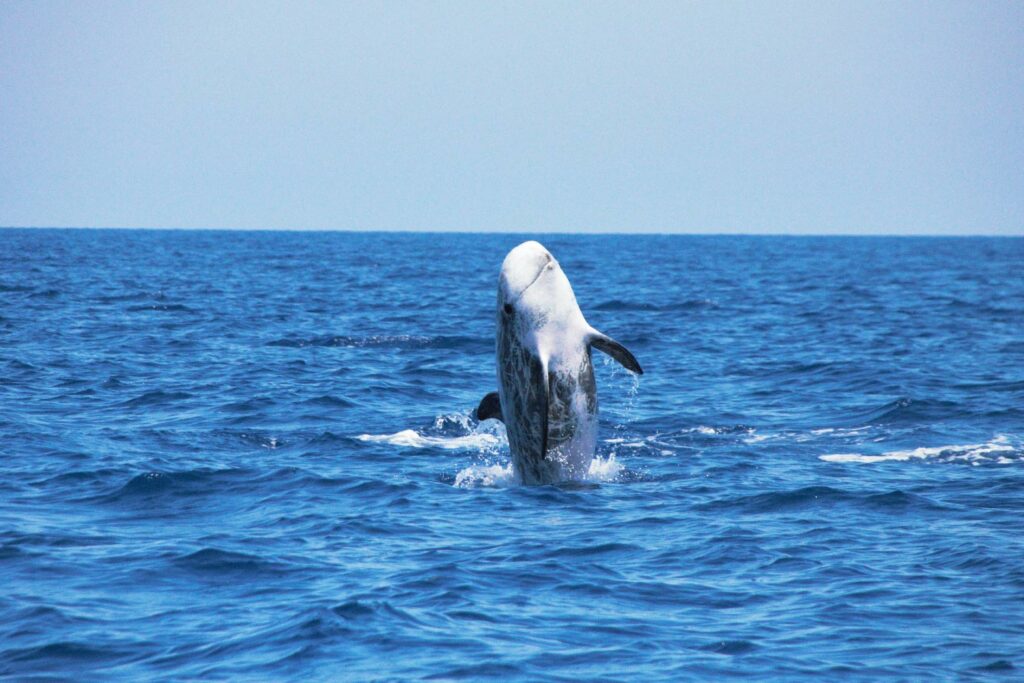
top-left (357, 429), bottom-right (502, 450)
top-left (357, 412), bottom-right (506, 452)
top-left (453, 462), bottom-right (517, 488)
top-left (586, 453), bottom-right (624, 481)
top-left (453, 453), bottom-right (624, 488)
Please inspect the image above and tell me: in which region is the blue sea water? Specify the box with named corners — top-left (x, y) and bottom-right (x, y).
top-left (1, 228), bottom-right (1022, 680)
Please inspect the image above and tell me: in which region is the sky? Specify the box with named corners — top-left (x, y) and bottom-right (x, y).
top-left (1, 1), bottom-right (1022, 234)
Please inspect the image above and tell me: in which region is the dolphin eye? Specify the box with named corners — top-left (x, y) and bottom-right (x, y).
top-left (503, 303), bottom-right (514, 315)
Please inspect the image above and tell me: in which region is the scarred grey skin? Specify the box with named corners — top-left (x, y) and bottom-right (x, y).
top-left (476, 241), bottom-right (642, 485)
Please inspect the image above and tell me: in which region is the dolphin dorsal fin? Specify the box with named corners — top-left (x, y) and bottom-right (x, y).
top-left (589, 331), bottom-right (643, 375)
top-left (475, 391), bottom-right (504, 422)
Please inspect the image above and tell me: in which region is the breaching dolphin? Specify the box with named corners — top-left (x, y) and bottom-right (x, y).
top-left (475, 241), bottom-right (643, 484)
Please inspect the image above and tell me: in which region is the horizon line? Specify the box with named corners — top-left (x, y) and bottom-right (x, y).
top-left (1, 225), bottom-right (1021, 238)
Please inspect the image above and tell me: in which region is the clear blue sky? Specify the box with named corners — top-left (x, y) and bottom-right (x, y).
top-left (1, 1), bottom-right (1021, 234)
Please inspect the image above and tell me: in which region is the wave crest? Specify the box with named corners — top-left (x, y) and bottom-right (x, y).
top-left (821, 435), bottom-right (1021, 465)
top-left (358, 429), bottom-right (502, 451)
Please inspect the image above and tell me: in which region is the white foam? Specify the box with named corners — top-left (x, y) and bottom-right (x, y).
top-left (357, 429), bottom-right (502, 450)
top-left (454, 462), bottom-right (518, 488)
top-left (820, 435), bottom-right (1018, 464)
top-left (363, 412), bottom-right (630, 487)
top-left (357, 413), bottom-right (506, 452)
top-left (745, 426), bottom-right (868, 445)
top-left (454, 453), bottom-right (625, 488)
top-left (611, 439), bottom-right (647, 449)
top-left (813, 426), bottom-right (870, 437)
top-left (683, 425), bottom-right (755, 437)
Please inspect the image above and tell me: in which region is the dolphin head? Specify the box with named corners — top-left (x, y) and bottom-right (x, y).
top-left (499, 241), bottom-right (555, 303)
top-left (497, 241), bottom-right (587, 350)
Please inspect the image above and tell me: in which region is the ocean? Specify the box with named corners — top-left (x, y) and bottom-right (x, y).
top-left (1, 228), bottom-right (1022, 680)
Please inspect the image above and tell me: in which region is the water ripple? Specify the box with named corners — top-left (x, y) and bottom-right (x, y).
top-left (1, 230), bottom-right (1022, 679)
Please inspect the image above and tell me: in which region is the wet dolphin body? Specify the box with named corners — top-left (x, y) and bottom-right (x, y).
top-left (475, 241), bottom-right (643, 484)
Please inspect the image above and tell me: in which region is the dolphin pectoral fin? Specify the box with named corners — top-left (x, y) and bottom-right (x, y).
top-left (590, 332), bottom-right (644, 375)
top-left (475, 392), bottom-right (504, 422)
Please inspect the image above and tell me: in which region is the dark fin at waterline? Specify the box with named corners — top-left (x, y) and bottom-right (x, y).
top-left (590, 332), bottom-right (643, 374)
top-left (475, 392), bottom-right (504, 423)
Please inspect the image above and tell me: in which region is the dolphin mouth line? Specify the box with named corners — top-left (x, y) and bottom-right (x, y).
top-left (514, 257), bottom-right (552, 301)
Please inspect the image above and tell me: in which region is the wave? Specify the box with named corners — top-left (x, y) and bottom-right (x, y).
top-left (593, 298), bottom-right (717, 312)
top-left (846, 396), bottom-right (964, 426)
top-left (222, 397), bottom-right (277, 413)
top-left (227, 431), bottom-right (283, 449)
top-left (0, 529), bottom-right (115, 549)
top-left (101, 468), bottom-right (253, 502)
top-left (700, 485), bottom-right (946, 513)
top-left (607, 425), bottom-right (756, 455)
top-left (593, 299), bottom-right (661, 311)
top-left (266, 334), bottom-right (488, 350)
top-left (173, 548), bottom-right (286, 575)
top-left (820, 435), bottom-right (1021, 465)
top-left (358, 429), bottom-right (502, 450)
top-left (0, 282), bottom-right (33, 293)
top-left (357, 412), bottom-right (505, 452)
top-left (699, 640), bottom-right (758, 655)
top-left (121, 390), bottom-right (192, 408)
top-left (125, 303), bottom-right (193, 313)
top-left (701, 485), bottom-right (852, 512)
top-left (1, 641), bottom-right (129, 674)
top-left (300, 395), bottom-right (356, 409)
